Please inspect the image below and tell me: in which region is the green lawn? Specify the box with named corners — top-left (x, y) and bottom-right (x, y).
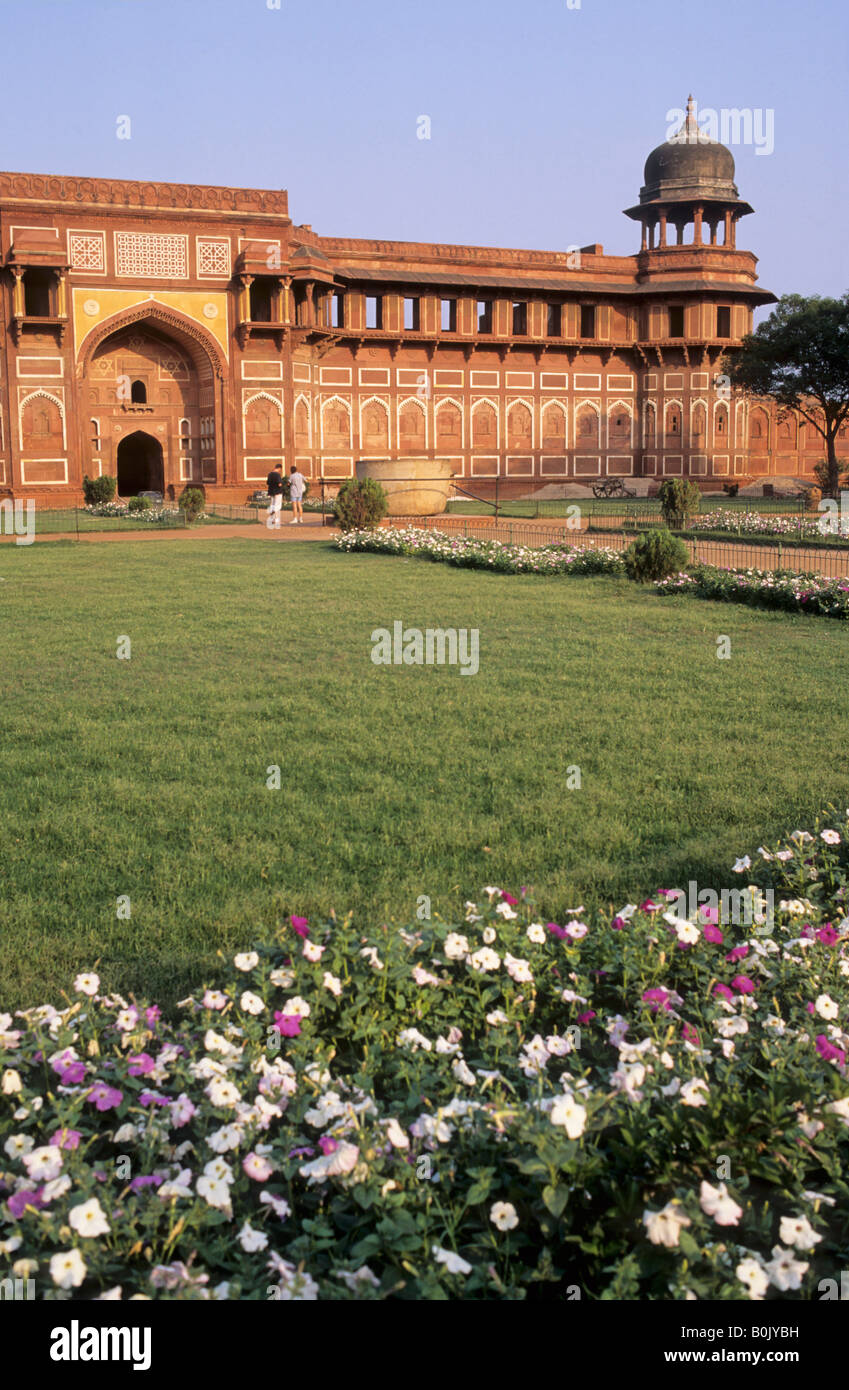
top-left (1, 536), bottom-right (848, 1012)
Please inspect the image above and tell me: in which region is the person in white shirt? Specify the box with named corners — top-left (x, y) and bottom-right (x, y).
top-left (288, 466), bottom-right (306, 524)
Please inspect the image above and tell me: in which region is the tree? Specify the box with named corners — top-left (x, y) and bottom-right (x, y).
top-left (724, 293), bottom-right (849, 495)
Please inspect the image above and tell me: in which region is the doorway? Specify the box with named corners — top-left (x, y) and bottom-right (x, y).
top-left (116, 431), bottom-right (164, 496)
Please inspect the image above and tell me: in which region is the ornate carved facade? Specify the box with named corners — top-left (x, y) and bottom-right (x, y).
top-left (1, 101), bottom-right (842, 506)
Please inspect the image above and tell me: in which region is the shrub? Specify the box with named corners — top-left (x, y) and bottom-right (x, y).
top-left (82, 474), bottom-right (117, 506)
top-left (624, 528), bottom-right (691, 582)
top-left (333, 477), bottom-right (387, 532)
top-left (658, 478), bottom-right (701, 528)
top-left (126, 495), bottom-right (152, 513)
top-left (178, 487), bottom-right (206, 524)
top-left (722, 482), bottom-right (740, 497)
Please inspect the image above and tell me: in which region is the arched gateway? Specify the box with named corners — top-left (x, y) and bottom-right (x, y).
top-left (78, 304), bottom-right (226, 500)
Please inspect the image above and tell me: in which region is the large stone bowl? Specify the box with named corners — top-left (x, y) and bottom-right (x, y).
top-left (355, 457), bottom-right (456, 517)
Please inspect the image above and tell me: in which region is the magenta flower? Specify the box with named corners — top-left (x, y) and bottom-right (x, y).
top-left (576, 1011), bottom-right (596, 1025)
top-left (287, 1146), bottom-right (315, 1158)
top-left (816, 925), bottom-right (839, 945)
top-left (50, 1128), bottom-right (81, 1151)
top-left (639, 899), bottom-right (662, 913)
top-left (273, 1011), bottom-right (302, 1037)
top-left (699, 905), bottom-right (719, 926)
top-left (129, 1174), bottom-right (164, 1191)
top-left (642, 988), bottom-right (670, 1013)
top-left (291, 915), bottom-right (310, 938)
top-left (725, 945), bottom-right (749, 964)
top-left (805, 1001), bottom-right (816, 1015)
top-left (318, 1135), bottom-right (339, 1155)
top-left (145, 1005), bottom-right (161, 1028)
top-left (8, 1187), bottom-right (46, 1218)
top-left (86, 1083), bottom-right (123, 1111)
top-left (611, 915), bottom-right (625, 931)
top-left (731, 975), bottom-right (756, 994)
top-left (546, 922), bottom-right (568, 940)
top-left (682, 1023), bottom-right (700, 1045)
top-left (139, 1090), bottom-right (169, 1107)
top-left (713, 983), bottom-right (734, 1001)
top-left (127, 1053), bottom-right (155, 1076)
top-left (815, 1034), bottom-right (846, 1065)
top-left (56, 1062), bottom-right (87, 1085)
top-left (703, 923), bottom-right (723, 944)
top-left (500, 892), bottom-right (519, 907)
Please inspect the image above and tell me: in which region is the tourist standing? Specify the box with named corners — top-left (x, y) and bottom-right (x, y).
top-left (266, 463), bottom-right (284, 528)
top-left (289, 465), bottom-right (306, 524)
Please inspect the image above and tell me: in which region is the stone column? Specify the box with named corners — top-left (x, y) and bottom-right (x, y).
top-left (693, 206), bottom-right (703, 245)
top-left (239, 275), bottom-right (253, 322)
top-left (12, 267), bottom-right (24, 317)
top-left (658, 212), bottom-right (667, 248)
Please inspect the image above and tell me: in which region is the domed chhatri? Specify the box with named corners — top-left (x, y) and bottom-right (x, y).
top-left (623, 95), bottom-right (753, 250)
top-left (642, 96), bottom-right (738, 204)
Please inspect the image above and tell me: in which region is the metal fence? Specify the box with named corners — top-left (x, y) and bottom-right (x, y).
top-left (383, 515), bottom-right (849, 578)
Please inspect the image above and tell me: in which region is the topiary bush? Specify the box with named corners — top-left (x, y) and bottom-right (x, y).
top-left (658, 478), bottom-right (701, 528)
top-left (126, 495), bottom-right (152, 513)
top-left (178, 487), bottom-right (206, 524)
top-left (624, 527), bottom-right (691, 582)
top-left (82, 474), bottom-right (117, 506)
top-left (333, 477), bottom-right (387, 532)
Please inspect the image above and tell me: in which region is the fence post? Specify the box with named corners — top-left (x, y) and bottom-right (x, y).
top-left (320, 477), bottom-right (325, 528)
top-left (778, 540), bottom-right (782, 569)
top-left (494, 473), bottom-right (499, 524)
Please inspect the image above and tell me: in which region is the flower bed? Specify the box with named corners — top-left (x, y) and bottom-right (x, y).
top-left (336, 526), bottom-right (624, 576)
top-left (656, 567), bottom-right (849, 619)
top-left (2, 818), bottom-right (849, 1300)
top-left (84, 504), bottom-right (188, 524)
top-left (687, 509), bottom-right (840, 543)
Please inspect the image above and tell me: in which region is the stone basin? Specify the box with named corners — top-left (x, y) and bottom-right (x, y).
top-left (355, 457), bottom-right (456, 516)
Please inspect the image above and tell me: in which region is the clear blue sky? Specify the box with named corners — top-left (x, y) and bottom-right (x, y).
top-left (2, 0), bottom-right (846, 303)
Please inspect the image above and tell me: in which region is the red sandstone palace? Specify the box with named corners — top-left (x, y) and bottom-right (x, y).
top-left (0, 99), bottom-right (838, 507)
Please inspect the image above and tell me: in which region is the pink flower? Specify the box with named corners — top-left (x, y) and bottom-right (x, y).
top-left (731, 976), bottom-right (756, 994)
top-left (640, 899), bottom-right (662, 913)
top-left (243, 1152), bottom-right (274, 1181)
top-left (611, 916), bottom-right (625, 930)
top-left (139, 1091), bottom-right (169, 1107)
top-left (273, 1011), bottom-right (301, 1037)
top-left (291, 915), bottom-right (310, 938)
top-left (699, 905), bottom-right (719, 926)
top-left (318, 1135), bottom-right (339, 1155)
top-left (127, 1053), bottom-right (155, 1076)
top-left (806, 1002), bottom-right (816, 1015)
top-left (576, 1011), bottom-right (596, 1025)
top-left (815, 1034), bottom-right (846, 1065)
top-left (501, 892), bottom-right (519, 907)
top-left (713, 983), bottom-right (734, 1001)
top-left (50, 1128), bottom-right (81, 1151)
top-left (703, 923), bottom-right (723, 944)
top-left (86, 1083), bottom-right (123, 1111)
top-left (546, 922), bottom-right (568, 940)
top-left (816, 925), bottom-right (839, 945)
top-left (682, 1023), bottom-right (700, 1045)
top-left (642, 988), bottom-right (671, 1013)
top-left (725, 945), bottom-right (748, 963)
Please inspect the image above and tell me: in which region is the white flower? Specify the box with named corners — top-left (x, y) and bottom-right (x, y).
top-left (643, 1203), bottom-right (691, 1248)
top-left (237, 1221), bottom-right (269, 1252)
top-left (239, 991), bottom-right (265, 1015)
top-left (0, 1236), bottom-right (22, 1255)
top-left (42, 1175), bottom-right (72, 1202)
top-left (269, 968), bottom-right (295, 988)
top-left (279, 996), bottom-right (311, 1018)
top-left (821, 829), bottom-right (841, 845)
top-left (432, 1245), bottom-right (472, 1275)
top-left (23, 1145), bottom-right (63, 1181)
top-left (504, 953), bottom-right (533, 984)
top-left (207, 1123), bottom-right (244, 1153)
top-left (699, 1181), bottom-right (742, 1226)
top-left (468, 947), bottom-right (500, 973)
top-left (322, 972), bottom-right (342, 997)
top-left (69, 1197), bottom-right (110, 1238)
top-left (526, 923), bottom-right (546, 944)
top-left (732, 856), bottom-right (752, 873)
top-left (397, 1027), bottom-right (431, 1052)
top-left (736, 1256), bottom-right (769, 1300)
top-left (482, 886), bottom-right (501, 900)
top-left (233, 952), bottom-right (259, 972)
top-left (815, 993), bottom-right (839, 1020)
top-left (412, 965), bottom-right (441, 987)
top-left (2, 1069), bottom-right (23, 1094)
top-left (444, 933), bottom-right (470, 959)
top-left (546, 1034), bottom-right (573, 1057)
top-left (158, 1169), bottom-right (194, 1200)
top-left (452, 1057), bottom-right (476, 1087)
top-left (764, 1244), bottom-right (809, 1291)
top-left (113, 1122), bottom-right (139, 1142)
top-left (205, 1077), bottom-right (241, 1107)
top-left (550, 1094), bottom-right (587, 1139)
top-left (74, 972), bottom-right (100, 996)
top-left (303, 940), bottom-right (325, 962)
top-left (203, 1157), bottom-right (235, 1184)
top-left (490, 1201), bottom-right (518, 1231)
top-left (482, 926), bottom-right (497, 944)
top-left (299, 1141), bottom-right (360, 1184)
top-left (486, 1009), bottom-right (509, 1026)
top-left (779, 1215), bottom-right (822, 1249)
top-left (384, 1118), bottom-right (409, 1149)
top-left (675, 921), bottom-right (700, 945)
top-left (565, 922), bottom-right (588, 941)
top-left (4, 1133), bottom-right (34, 1160)
top-left (196, 1175), bottom-right (232, 1211)
top-left (680, 1078), bottom-right (709, 1107)
top-left (259, 1191), bottom-right (291, 1218)
top-left (335, 1265), bottom-right (380, 1291)
top-left (49, 1249), bottom-right (87, 1289)
top-left (201, 990), bottom-right (228, 1010)
top-left (495, 902), bottom-right (517, 920)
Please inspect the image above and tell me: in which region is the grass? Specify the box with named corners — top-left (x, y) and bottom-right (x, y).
top-left (1, 536), bottom-right (848, 1012)
top-left (12, 509), bottom-right (253, 536)
top-left (446, 496), bottom-right (809, 519)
